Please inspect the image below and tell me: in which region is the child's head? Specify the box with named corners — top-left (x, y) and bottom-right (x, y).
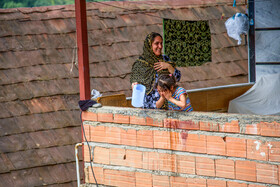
top-left (155, 74), bottom-right (177, 93)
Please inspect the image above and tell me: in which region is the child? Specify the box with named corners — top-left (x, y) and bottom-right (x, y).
top-left (155, 74), bottom-right (193, 112)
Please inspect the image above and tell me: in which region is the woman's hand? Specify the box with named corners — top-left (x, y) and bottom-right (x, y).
top-left (131, 82), bottom-right (138, 90)
top-left (154, 61), bottom-right (175, 74)
top-left (154, 61), bottom-right (170, 71)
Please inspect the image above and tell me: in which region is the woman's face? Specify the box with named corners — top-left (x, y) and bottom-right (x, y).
top-left (152, 36), bottom-right (163, 56)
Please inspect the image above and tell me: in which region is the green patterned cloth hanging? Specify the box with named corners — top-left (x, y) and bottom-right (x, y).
top-left (163, 19), bottom-right (211, 67)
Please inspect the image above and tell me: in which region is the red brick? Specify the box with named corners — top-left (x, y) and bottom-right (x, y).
top-left (219, 120), bottom-right (240, 133)
top-left (245, 123), bottom-right (261, 135)
top-left (196, 157), bottom-right (215, 177)
top-left (178, 120), bottom-right (199, 130)
top-left (170, 131), bottom-right (184, 151)
top-left (256, 163), bottom-right (278, 184)
top-left (142, 152), bottom-right (149, 170)
top-left (137, 129), bottom-right (153, 148)
top-left (106, 126), bottom-right (121, 145)
top-left (268, 141), bottom-right (280, 162)
top-left (82, 111), bottom-right (97, 121)
top-left (154, 130), bottom-right (171, 149)
top-left (164, 119), bottom-right (199, 130)
top-left (146, 117), bottom-right (163, 127)
top-left (90, 125), bottom-right (106, 142)
top-left (125, 149), bottom-right (143, 169)
top-left (164, 118), bottom-right (179, 129)
top-left (207, 179), bottom-right (226, 187)
top-left (143, 151), bottom-right (159, 171)
top-left (93, 146), bottom-right (109, 165)
top-left (235, 160), bottom-right (256, 182)
top-left (159, 153), bottom-right (176, 172)
top-left (83, 124), bottom-right (90, 141)
top-left (88, 166), bottom-right (104, 184)
top-left (84, 145), bottom-right (92, 162)
top-left (206, 135), bottom-right (226, 155)
top-left (226, 137), bottom-right (246, 158)
top-left (279, 165), bottom-right (280, 186)
top-left (176, 131), bottom-right (188, 151)
top-left (104, 169), bottom-right (135, 186)
top-left (260, 121), bottom-right (280, 137)
top-left (185, 178), bottom-right (206, 187)
top-left (176, 155), bottom-right (195, 174)
top-left (121, 128), bottom-right (137, 146)
top-left (227, 181), bottom-right (248, 187)
top-left (109, 148), bottom-right (126, 166)
top-left (130, 116), bottom-right (146, 125)
top-left (152, 175), bottom-right (170, 187)
top-left (98, 113), bottom-right (113, 123)
top-left (186, 134), bottom-right (206, 154)
top-left (200, 121), bottom-right (219, 131)
top-left (215, 159), bottom-right (235, 179)
top-left (114, 114), bottom-right (130, 124)
top-left (135, 172), bottom-right (152, 187)
top-left (247, 139), bottom-right (268, 161)
top-left (170, 176), bottom-right (187, 187)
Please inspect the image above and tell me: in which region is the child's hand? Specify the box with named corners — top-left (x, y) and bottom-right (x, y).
top-left (163, 90), bottom-right (172, 100)
top-left (159, 92), bottom-right (165, 98)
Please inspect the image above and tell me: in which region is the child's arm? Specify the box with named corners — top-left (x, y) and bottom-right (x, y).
top-left (166, 93), bottom-right (187, 110)
top-left (156, 96), bottom-right (166, 109)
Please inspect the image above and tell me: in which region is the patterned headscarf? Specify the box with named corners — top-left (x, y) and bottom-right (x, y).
top-left (130, 32), bottom-right (176, 94)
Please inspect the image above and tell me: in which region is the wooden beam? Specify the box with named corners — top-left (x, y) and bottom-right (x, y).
top-left (75, 0), bottom-right (91, 100)
top-left (74, 0), bottom-right (90, 184)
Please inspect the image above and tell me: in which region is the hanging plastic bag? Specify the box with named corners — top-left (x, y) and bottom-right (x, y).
top-left (91, 89), bottom-right (102, 100)
top-left (225, 13), bottom-right (249, 45)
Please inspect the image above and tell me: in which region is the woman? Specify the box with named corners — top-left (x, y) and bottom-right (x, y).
top-left (130, 32), bottom-right (181, 109)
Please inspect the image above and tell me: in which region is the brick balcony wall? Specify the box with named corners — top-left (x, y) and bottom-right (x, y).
top-left (82, 106), bottom-right (280, 187)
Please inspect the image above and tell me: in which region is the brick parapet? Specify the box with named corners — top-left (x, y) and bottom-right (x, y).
top-left (83, 106), bottom-right (280, 186)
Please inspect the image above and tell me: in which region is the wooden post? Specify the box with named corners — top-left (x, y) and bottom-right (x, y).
top-left (74, 0), bottom-right (90, 184)
top-left (75, 0), bottom-right (91, 100)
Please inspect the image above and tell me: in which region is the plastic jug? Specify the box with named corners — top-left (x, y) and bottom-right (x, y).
top-left (132, 84), bottom-right (146, 107)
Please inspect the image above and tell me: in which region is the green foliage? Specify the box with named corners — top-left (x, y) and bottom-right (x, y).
top-left (3, 2), bottom-right (25, 8)
top-left (33, 0), bottom-right (74, 7)
top-left (0, 0), bottom-right (128, 8)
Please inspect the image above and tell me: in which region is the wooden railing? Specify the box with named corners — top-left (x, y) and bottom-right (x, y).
top-left (96, 83), bottom-right (254, 112)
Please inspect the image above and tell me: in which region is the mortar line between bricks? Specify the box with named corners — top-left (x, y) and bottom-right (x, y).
top-left (84, 162), bottom-right (275, 186)
top-left (88, 107), bottom-right (280, 123)
top-left (194, 156), bottom-right (197, 176)
top-left (83, 121), bottom-right (280, 142)
top-left (84, 117), bottom-right (279, 128)
top-left (84, 141), bottom-right (280, 165)
top-left (213, 159), bottom-right (216, 178)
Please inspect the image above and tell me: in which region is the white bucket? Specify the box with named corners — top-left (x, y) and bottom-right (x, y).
top-left (132, 84), bottom-right (146, 107)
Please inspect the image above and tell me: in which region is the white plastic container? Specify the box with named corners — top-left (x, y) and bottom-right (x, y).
top-left (132, 84), bottom-right (146, 107)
